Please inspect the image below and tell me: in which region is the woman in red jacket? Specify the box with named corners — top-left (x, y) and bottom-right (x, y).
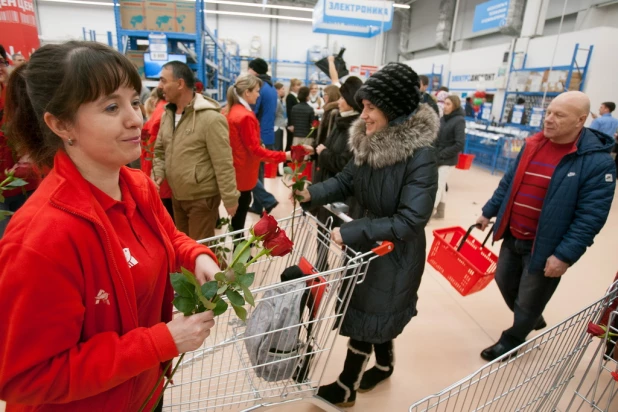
top-left (0, 41), bottom-right (220, 411)
top-left (226, 74), bottom-right (290, 232)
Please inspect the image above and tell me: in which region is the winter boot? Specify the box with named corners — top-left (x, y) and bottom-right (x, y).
top-left (358, 340), bottom-right (394, 393)
top-left (434, 202), bottom-right (445, 219)
top-left (317, 339), bottom-right (372, 407)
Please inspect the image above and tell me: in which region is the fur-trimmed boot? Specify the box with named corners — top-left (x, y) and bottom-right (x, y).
top-left (358, 340), bottom-right (394, 393)
top-left (317, 339), bottom-right (372, 407)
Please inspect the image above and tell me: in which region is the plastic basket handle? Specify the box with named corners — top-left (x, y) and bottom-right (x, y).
top-left (457, 222), bottom-right (494, 252)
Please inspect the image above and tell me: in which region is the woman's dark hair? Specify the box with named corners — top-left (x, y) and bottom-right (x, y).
top-left (4, 41), bottom-right (142, 167)
top-left (297, 86), bottom-right (310, 103)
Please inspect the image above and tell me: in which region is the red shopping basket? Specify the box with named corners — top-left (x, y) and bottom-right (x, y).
top-left (456, 153), bottom-right (475, 170)
top-left (428, 224), bottom-right (498, 296)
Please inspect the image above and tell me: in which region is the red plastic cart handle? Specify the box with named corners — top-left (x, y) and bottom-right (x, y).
top-left (372, 241), bottom-right (394, 256)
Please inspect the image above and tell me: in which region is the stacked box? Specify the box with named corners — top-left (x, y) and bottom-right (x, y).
top-left (120, 0), bottom-right (146, 30)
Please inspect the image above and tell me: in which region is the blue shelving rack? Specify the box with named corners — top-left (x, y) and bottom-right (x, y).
top-left (114, 0), bottom-right (239, 103)
top-left (500, 43), bottom-right (593, 124)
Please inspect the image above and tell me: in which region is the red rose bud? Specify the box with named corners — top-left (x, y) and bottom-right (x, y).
top-left (253, 213), bottom-right (280, 241)
top-left (612, 371), bottom-right (618, 381)
top-left (290, 145), bottom-right (307, 163)
top-left (587, 322), bottom-right (606, 337)
top-left (264, 229), bottom-right (294, 257)
top-left (312, 119), bottom-right (320, 128)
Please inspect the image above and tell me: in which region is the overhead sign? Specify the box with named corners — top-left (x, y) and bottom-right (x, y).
top-left (0, 0), bottom-right (39, 59)
top-left (148, 33), bottom-right (168, 61)
top-left (449, 70), bottom-right (498, 91)
top-left (472, 0), bottom-right (510, 33)
top-left (313, 0), bottom-right (393, 38)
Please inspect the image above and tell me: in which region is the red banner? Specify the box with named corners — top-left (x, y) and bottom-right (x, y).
top-left (0, 0), bottom-right (39, 59)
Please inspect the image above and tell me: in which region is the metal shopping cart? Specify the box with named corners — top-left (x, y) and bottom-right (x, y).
top-left (409, 280), bottom-right (618, 412)
top-left (162, 209), bottom-right (393, 411)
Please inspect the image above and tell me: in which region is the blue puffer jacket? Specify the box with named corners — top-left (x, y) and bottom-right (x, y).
top-left (253, 75), bottom-right (278, 146)
top-left (482, 128), bottom-right (615, 275)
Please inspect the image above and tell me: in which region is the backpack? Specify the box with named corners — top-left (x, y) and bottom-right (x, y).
top-left (244, 263), bottom-right (326, 382)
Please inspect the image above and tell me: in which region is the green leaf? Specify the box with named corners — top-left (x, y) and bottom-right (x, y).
top-left (213, 299), bottom-right (228, 316)
top-left (171, 273), bottom-right (195, 298)
top-left (298, 163), bottom-right (306, 173)
top-left (233, 263), bottom-right (247, 277)
top-left (218, 285), bottom-right (228, 295)
top-left (181, 267), bottom-right (201, 292)
top-left (215, 271), bottom-right (226, 283)
top-left (232, 241), bottom-right (252, 265)
top-left (238, 272), bottom-right (255, 288)
top-left (201, 281), bottom-right (218, 300)
top-left (226, 289), bottom-right (245, 306)
top-left (198, 295), bottom-right (216, 310)
top-left (283, 167), bottom-right (293, 175)
top-left (173, 296), bottom-right (196, 316)
top-left (241, 285), bottom-right (255, 307)
top-left (0, 194), bottom-right (4, 203)
top-left (5, 178), bottom-right (28, 188)
top-left (231, 303), bottom-right (247, 322)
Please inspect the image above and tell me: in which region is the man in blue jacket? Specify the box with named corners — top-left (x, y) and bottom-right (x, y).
top-left (476, 91), bottom-right (615, 361)
top-left (247, 58), bottom-right (279, 214)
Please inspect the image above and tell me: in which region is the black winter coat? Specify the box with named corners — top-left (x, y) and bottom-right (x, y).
top-left (290, 102), bottom-right (315, 138)
top-left (305, 104), bottom-right (439, 343)
top-left (435, 107), bottom-right (466, 166)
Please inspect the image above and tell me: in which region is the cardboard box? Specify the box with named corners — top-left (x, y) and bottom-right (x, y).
top-left (569, 71), bottom-right (582, 91)
top-left (120, 0), bottom-right (146, 30)
top-left (126, 50), bottom-right (146, 77)
top-left (175, 0), bottom-right (196, 33)
top-left (146, 0), bottom-right (175, 32)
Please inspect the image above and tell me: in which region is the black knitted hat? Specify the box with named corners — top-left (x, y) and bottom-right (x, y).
top-left (249, 58), bottom-right (268, 75)
top-left (339, 76), bottom-right (363, 112)
top-left (355, 63), bottom-right (421, 121)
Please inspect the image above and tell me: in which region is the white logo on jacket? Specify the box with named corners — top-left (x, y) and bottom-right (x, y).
top-left (567, 172), bottom-right (576, 177)
top-left (606, 174), bottom-right (614, 182)
top-left (95, 289), bottom-right (110, 305)
top-left (123, 248), bottom-right (139, 268)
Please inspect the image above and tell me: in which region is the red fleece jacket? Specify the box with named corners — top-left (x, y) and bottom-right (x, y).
top-left (0, 151), bottom-right (216, 411)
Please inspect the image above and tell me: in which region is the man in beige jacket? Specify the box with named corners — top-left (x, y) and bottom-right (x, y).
top-left (154, 61), bottom-right (239, 240)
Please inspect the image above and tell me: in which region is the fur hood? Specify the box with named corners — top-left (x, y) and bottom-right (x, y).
top-left (348, 103), bottom-right (439, 169)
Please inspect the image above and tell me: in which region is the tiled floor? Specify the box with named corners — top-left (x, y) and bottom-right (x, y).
top-left (2, 164), bottom-right (617, 411)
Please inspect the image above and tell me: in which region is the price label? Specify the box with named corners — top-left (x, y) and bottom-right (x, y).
top-left (148, 33), bottom-right (168, 61)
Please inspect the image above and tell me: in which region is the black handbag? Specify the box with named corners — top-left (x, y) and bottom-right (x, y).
top-left (315, 48), bottom-right (349, 79)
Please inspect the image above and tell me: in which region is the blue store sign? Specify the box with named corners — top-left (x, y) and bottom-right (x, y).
top-left (313, 0), bottom-right (393, 38)
top-left (472, 0), bottom-right (510, 33)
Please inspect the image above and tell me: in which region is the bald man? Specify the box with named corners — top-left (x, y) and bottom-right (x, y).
top-left (476, 91), bottom-right (616, 361)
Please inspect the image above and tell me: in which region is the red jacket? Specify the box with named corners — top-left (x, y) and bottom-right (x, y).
top-left (0, 151), bottom-right (216, 411)
top-left (141, 100), bottom-right (172, 199)
top-left (226, 103), bottom-right (286, 191)
top-left (0, 86), bottom-right (40, 197)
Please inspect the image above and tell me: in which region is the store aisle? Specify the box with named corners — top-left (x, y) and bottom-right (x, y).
top-left (1, 164), bottom-right (615, 412)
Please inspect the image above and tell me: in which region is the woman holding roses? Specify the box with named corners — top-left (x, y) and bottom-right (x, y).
top-left (0, 42), bottom-right (222, 411)
top-left (226, 74), bottom-right (291, 232)
top-left (297, 63), bottom-right (439, 407)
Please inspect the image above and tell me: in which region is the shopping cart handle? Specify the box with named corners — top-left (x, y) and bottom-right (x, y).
top-left (457, 222), bottom-right (494, 252)
top-left (372, 241), bottom-right (394, 256)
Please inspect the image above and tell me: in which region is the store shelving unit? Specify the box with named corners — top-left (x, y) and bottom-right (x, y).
top-left (114, 0), bottom-right (239, 103)
top-left (500, 43), bottom-right (593, 126)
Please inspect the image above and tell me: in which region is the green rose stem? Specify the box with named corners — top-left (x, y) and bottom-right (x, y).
top-left (137, 359), bottom-right (173, 412)
top-left (148, 353), bottom-right (186, 412)
top-left (246, 248), bottom-right (271, 266)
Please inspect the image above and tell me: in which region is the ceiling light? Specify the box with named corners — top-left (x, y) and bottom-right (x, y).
top-left (205, 9), bottom-right (313, 22)
top-left (207, 0), bottom-right (312, 12)
top-left (393, 3), bottom-right (411, 8)
top-left (39, 0), bottom-right (113, 6)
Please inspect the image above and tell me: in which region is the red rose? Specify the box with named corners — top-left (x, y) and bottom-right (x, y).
top-left (252, 213), bottom-right (280, 241)
top-left (312, 120), bottom-right (320, 128)
top-left (612, 371), bottom-right (618, 381)
top-left (290, 145), bottom-right (307, 163)
top-left (587, 322), bottom-right (606, 337)
top-left (264, 229), bottom-right (294, 257)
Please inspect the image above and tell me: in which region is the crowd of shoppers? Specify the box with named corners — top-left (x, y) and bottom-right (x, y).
top-left (0, 39), bottom-right (616, 412)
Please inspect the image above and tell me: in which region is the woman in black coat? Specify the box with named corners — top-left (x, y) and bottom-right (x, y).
top-left (297, 63), bottom-right (439, 407)
top-left (304, 76), bottom-right (364, 271)
top-left (289, 87), bottom-right (316, 146)
top-left (433, 95), bottom-right (466, 219)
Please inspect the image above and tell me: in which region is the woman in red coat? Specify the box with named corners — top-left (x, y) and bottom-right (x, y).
top-left (226, 74), bottom-right (290, 232)
top-left (0, 41), bottom-right (220, 411)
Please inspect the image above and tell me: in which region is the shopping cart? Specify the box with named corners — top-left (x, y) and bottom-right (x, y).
top-left (409, 280), bottom-right (618, 412)
top-left (162, 209), bottom-right (393, 411)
